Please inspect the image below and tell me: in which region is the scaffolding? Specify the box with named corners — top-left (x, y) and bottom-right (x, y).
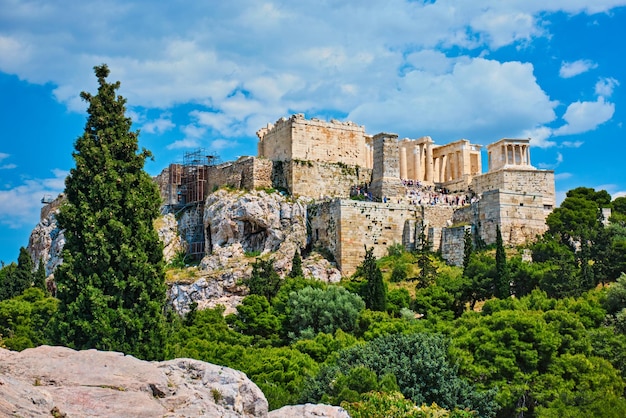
top-left (165, 149), bottom-right (221, 260)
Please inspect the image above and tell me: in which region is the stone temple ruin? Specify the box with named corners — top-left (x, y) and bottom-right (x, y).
top-left (156, 113), bottom-right (555, 276)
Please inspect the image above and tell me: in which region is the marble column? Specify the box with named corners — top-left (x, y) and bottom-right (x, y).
top-left (400, 146), bottom-right (407, 179)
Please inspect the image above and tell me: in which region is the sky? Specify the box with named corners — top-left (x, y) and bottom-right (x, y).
top-left (1, 0), bottom-right (625, 264)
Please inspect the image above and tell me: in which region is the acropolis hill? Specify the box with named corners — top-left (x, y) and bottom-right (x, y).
top-left (156, 113), bottom-right (555, 276)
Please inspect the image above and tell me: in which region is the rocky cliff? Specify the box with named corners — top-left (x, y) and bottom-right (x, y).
top-left (28, 189), bottom-right (341, 315)
top-left (169, 189), bottom-right (341, 315)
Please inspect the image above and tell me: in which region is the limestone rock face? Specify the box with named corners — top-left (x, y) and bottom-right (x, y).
top-left (269, 403), bottom-right (351, 418)
top-left (28, 212), bottom-right (65, 277)
top-left (0, 345), bottom-right (268, 418)
top-left (168, 272), bottom-right (247, 316)
top-left (203, 189), bottom-right (308, 272)
top-left (156, 213), bottom-right (187, 262)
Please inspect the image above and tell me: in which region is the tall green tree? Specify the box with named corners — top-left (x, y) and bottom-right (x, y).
top-left (360, 247), bottom-right (387, 311)
top-left (34, 259), bottom-right (47, 293)
top-left (0, 247), bottom-right (35, 301)
top-left (494, 226), bottom-right (509, 299)
top-left (288, 249), bottom-right (304, 278)
top-left (463, 227), bottom-right (474, 270)
top-left (414, 221), bottom-right (437, 288)
top-left (51, 64), bottom-right (166, 360)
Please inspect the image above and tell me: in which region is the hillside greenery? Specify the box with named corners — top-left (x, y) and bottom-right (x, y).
top-left (3, 181), bottom-right (626, 416)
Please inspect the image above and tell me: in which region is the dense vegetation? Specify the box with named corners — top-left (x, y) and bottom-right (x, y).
top-left (3, 193), bottom-right (626, 415)
top-left (2, 66), bottom-right (626, 416)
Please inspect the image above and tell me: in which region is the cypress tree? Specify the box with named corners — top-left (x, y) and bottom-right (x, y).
top-left (288, 249), bottom-right (304, 278)
top-left (494, 226), bottom-right (509, 299)
top-left (51, 64), bottom-right (166, 360)
top-left (415, 221), bottom-right (437, 289)
top-left (462, 228), bottom-right (473, 271)
top-left (34, 258), bottom-right (47, 293)
top-left (361, 246), bottom-right (387, 311)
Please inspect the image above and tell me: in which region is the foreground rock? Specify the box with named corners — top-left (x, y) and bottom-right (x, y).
top-left (269, 404), bottom-right (350, 418)
top-left (0, 345), bottom-right (268, 417)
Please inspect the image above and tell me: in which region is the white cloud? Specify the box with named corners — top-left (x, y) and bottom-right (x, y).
top-left (559, 59), bottom-right (597, 78)
top-left (554, 172), bottom-right (572, 180)
top-left (166, 138), bottom-right (201, 150)
top-left (537, 152), bottom-right (563, 169)
top-left (142, 115), bottom-right (175, 134)
top-left (0, 164), bottom-right (17, 170)
top-left (349, 57), bottom-right (556, 143)
top-left (595, 77), bottom-right (619, 97)
top-left (561, 140), bottom-right (583, 148)
top-left (553, 97), bottom-right (614, 136)
top-left (0, 169), bottom-right (67, 228)
top-left (209, 139), bottom-right (238, 152)
top-left (523, 126), bottom-right (556, 148)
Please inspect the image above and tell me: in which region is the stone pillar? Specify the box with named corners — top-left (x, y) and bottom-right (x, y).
top-left (400, 145), bottom-right (408, 179)
top-left (413, 145), bottom-right (420, 181)
top-left (370, 133), bottom-right (405, 201)
top-left (442, 155), bottom-right (448, 182)
top-left (425, 142), bottom-right (434, 183)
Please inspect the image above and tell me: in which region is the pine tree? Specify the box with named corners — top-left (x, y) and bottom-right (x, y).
top-left (494, 226), bottom-right (509, 299)
top-left (51, 64), bottom-right (166, 360)
top-left (361, 246), bottom-right (386, 311)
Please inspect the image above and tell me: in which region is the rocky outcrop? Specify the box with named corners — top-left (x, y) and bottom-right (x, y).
top-left (28, 212), bottom-right (65, 277)
top-left (155, 213), bottom-right (187, 262)
top-left (202, 189), bottom-right (308, 275)
top-left (269, 404), bottom-right (350, 418)
top-left (0, 345), bottom-right (268, 417)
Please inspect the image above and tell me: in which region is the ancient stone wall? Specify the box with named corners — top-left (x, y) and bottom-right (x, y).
top-left (284, 161), bottom-right (372, 198)
top-left (440, 225), bottom-right (471, 266)
top-left (466, 168), bottom-right (555, 245)
top-left (257, 114), bottom-right (370, 167)
top-left (205, 157), bottom-right (273, 193)
top-left (309, 199), bottom-right (421, 275)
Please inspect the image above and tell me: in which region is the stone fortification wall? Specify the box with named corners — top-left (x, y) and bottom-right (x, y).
top-left (440, 225), bottom-right (471, 266)
top-left (309, 199), bottom-right (421, 275)
top-left (205, 157), bottom-right (273, 193)
top-left (257, 114), bottom-right (369, 167)
top-left (284, 161), bottom-right (372, 198)
top-left (470, 169), bottom-right (555, 245)
top-left (472, 169), bottom-right (555, 207)
top-left (308, 200), bottom-right (340, 260)
top-left (153, 166), bottom-right (175, 205)
top-left (451, 204), bottom-right (476, 225)
top-left (423, 205), bottom-right (456, 229)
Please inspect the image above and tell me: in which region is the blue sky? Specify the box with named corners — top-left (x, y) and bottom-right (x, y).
top-left (1, 1), bottom-right (625, 264)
